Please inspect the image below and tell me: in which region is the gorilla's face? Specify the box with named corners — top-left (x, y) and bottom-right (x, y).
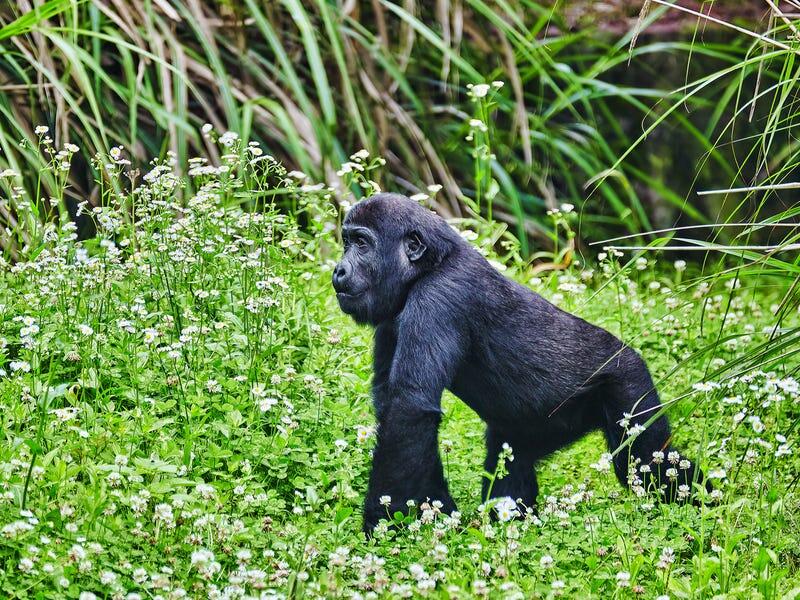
top-left (333, 194), bottom-right (454, 326)
top-left (333, 224), bottom-right (421, 325)
top-left (332, 225), bottom-right (379, 322)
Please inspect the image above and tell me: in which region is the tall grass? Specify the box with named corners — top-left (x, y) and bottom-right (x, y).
top-left (0, 0), bottom-right (751, 257)
top-left (596, 2), bottom-right (800, 401)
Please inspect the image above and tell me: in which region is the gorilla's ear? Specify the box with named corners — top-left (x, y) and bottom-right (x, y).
top-left (404, 232), bottom-right (427, 262)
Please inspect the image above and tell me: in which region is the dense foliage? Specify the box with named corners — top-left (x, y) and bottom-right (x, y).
top-left (3, 0), bottom-right (793, 250)
top-left (0, 134), bottom-right (798, 598)
top-left (2, 1), bottom-right (800, 597)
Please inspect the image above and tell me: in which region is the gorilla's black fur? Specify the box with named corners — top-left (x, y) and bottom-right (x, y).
top-left (332, 193), bottom-right (705, 532)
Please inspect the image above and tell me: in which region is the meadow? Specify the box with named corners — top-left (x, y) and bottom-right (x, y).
top-left (0, 129), bottom-right (797, 598)
top-left (2, 1), bottom-right (800, 598)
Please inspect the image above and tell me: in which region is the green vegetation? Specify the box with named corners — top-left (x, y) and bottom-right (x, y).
top-left (0, 134), bottom-right (797, 598)
top-left (1, 0), bottom-right (800, 598)
top-left (0, 0), bottom-right (783, 248)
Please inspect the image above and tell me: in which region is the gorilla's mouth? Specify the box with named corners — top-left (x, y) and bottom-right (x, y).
top-left (336, 290), bottom-right (366, 300)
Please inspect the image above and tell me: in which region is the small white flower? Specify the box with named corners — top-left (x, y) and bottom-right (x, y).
top-left (191, 548), bottom-right (215, 566)
top-left (493, 496), bottom-right (519, 522)
top-left (18, 557), bottom-right (35, 573)
top-left (99, 570), bottom-right (117, 585)
top-left (196, 483), bottom-right (215, 499)
top-left (356, 425), bottom-right (373, 444)
top-left (469, 83), bottom-right (491, 98)
top-left (693, 381), bottom-right (719, 393)
top-left (616, 571), bottom-right (631, 587)
top-left (258, 396), bottom-right (278, 412)
top-left (9, 361), bottom-right (31, 373)
top-left (468, 118), bottom-right (488, 131)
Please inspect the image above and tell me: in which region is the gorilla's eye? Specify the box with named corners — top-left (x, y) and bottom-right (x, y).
top-left (346, 234), bottom-right (368, 251)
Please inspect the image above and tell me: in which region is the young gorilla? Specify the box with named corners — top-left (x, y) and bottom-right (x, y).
top-left (333, 193), bottom-right (704, 532)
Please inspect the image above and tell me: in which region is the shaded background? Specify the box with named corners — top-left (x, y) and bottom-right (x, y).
top-left (1, 0), bottom-right (798, 255)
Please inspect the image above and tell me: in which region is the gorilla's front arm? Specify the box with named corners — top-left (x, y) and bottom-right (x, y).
top-left (363, 305), bottom-right (460, 531)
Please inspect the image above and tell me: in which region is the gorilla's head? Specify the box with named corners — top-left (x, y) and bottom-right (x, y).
top-left (332, 193), bottom-right (457, 325)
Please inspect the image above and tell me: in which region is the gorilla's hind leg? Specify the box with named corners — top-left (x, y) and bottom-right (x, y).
top-left (600, 353), bottom-right (705, 502)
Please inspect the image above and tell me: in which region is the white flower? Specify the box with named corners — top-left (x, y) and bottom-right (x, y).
top-left (219, 131), bottom-right (239, 146)
top-left (9, 361), bottom-right (31, 373)
top-left (35, 125), bottom-right (49, 135)
top-left (469, 83), bottom-right (491, 98)
top-left (132, 568), bottom-right (147, 584)
top-left (693, 381), bottom-right (719, 392)
top-left (99, 570), bottom-right (117, 585)
top-left (379, 495), bottom-right (392, 506)
top-left (627, 424), bottom-right (646, 438)
top-left (748, 415), bottom-right (764, 433)
top-left (494, 496), bottom-right (519, 522)
top-left (258, 396), bottom-right (278, 412)
top-left (191, 548), bottom-right (215, 566)
top-left (616, 571), bottom-right (631, 587)
top-left (196, 483), bottom-right (215, 499)
top-left (590, 453), bottom-right (613, 473)
top-left (18, 557), bottom-right (34, 572)
top-left (356, 425), bottom-right (373, 444)
top-left (153, 503), bottom-right (174, 526)
top-left (78, 324), bottom-right (93, 336)
top-left (674, 260), bottom-right (687, 272)
top-left (539, 554), bottom-right (554, 568)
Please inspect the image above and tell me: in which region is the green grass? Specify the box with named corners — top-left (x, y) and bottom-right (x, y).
top-left (0, 134), bottom-right (798, 598)
top-left (1, 0), bottom-right (762, 253)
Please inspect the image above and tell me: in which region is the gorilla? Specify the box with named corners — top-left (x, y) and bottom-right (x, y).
top-left (332, 193), bottom-right (705, 532)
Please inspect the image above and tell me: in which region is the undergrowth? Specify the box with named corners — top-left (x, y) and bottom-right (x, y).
top-left (0, 131), bottom-right (798, 599)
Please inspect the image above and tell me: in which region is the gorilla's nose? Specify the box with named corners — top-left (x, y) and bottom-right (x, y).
top-left (332, 262), bottom-right (349, 291)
